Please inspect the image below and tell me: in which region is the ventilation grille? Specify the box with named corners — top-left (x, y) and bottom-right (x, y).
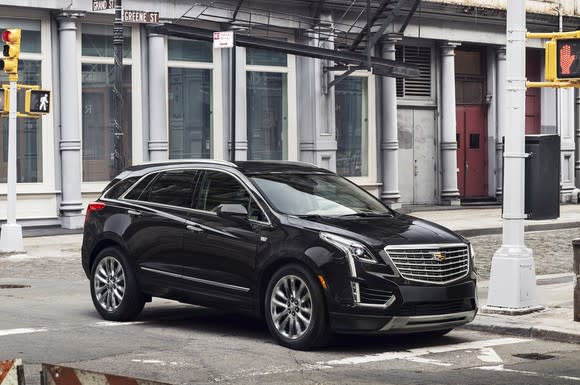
top-left (396, 45), bottom-right (432, 98)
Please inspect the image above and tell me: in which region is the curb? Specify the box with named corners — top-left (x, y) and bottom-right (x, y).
top-left (464, 321), bottom-right (580, 345)
top-left (456, 221), bottom-right (580, 237)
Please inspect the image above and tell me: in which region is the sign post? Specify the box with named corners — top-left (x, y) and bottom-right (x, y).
top-left (214, 31), bottom-right (236, 162)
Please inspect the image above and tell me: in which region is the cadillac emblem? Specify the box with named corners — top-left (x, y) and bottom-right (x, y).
top-left (432, 251), bottom-right (446, 263)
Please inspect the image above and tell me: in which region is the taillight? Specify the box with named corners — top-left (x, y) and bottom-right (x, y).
top-left (85, 202), bottom-right (106, 225)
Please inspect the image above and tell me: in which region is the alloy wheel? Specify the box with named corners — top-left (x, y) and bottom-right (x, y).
top-left (269, 274), bottom-right (313, 340)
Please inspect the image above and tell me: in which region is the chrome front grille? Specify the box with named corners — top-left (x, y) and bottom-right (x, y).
top-left (384, 244), bottom-right (470, 284)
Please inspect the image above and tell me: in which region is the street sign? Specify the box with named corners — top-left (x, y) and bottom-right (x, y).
top-left (213, 31), bottom-right (234, 49)
top-left (123, 10), bottom-right (160, 23)
top-left (92, 0), bottom-right (114, 11)
top-left (25, 89), bottom-right (50, 114)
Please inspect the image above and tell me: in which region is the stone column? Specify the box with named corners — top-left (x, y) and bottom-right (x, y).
top-left (148, 30), bottom-right (169, 161)
top-left (495, 47), bottom-right (507, 198)
top-left (440, 42), bottom-right (461, 205)
top-left (380, 35), bottom-right (402, 208)
top-left (58, 13), bottom-right (85, 229)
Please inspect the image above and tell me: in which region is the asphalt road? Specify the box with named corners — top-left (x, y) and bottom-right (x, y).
top-left (1, 246), bottom-right (580, 385)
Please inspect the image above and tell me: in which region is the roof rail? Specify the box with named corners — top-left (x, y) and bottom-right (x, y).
top-left (142, 159), bottom-right (237, 167)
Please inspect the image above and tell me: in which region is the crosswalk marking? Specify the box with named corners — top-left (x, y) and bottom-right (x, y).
top-left (0, 328), bottom-right (47, 337)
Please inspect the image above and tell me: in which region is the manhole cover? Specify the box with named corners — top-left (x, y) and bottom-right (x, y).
top-left (513, 353), bottom-right (555, 360)
top-left (0, 284), bottom-right (30, 289)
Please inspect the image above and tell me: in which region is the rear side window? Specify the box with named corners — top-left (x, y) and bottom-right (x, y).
top-left (104, 177), bottom-right (139, 199)
top-left (124, 173), bottom-right (158, 200)
top-left (143, 170), bottom-right (197, 208)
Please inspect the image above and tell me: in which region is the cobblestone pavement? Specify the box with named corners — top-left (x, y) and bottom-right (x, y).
top-left (0, 229), bottom-right (577, 283)
top-left (468, 228), bottom-right (578, 280)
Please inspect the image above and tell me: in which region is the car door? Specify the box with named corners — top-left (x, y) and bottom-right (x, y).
top-left (182, 169), bottom-right (265, 307)
top-left (122, 169), bottom-right (198, 293)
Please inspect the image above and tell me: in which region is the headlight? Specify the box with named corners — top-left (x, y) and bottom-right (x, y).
top-left (469, 243), bottom-right (478, 275)
top-left (319, 232), bottom-right (378, 265)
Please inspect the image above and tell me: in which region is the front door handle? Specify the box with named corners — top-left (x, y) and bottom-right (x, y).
top-left (186, 224), bottom-right (204, 233)
top-left (128, 209), bottom-right (142, 217)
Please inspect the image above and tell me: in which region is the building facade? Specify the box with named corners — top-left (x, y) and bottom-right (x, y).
top-left (0, 0), bottom-right (578, 228)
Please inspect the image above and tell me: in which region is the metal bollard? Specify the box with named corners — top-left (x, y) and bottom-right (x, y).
top-left (572, 239), bottom-right (580, 322)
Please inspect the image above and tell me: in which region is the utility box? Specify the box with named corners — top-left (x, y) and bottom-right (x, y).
top-left (525, 134), bottom-right (560, 220)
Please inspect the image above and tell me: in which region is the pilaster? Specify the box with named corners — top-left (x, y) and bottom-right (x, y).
top-left (148, 29), bottom-right (169, 161)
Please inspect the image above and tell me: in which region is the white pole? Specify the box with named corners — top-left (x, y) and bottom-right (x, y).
top-left (0, 78), bottom-right (24, 252)
top-left (486, 0), bottom-right (540, 312)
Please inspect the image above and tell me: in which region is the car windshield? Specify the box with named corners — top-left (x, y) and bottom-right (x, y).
top-left (250, 173), bottom-right (393, 217)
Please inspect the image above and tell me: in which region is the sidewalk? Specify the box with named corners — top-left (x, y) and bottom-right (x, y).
top-left (409, 204), bottom-right (580, 344)
top-left (3, 204), bottom-right (580, 345)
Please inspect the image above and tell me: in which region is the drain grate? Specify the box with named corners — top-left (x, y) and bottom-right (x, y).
top-left (513, 353), bottom-right (555, 360)
top-left (0, 284), bottom-right (30, 289)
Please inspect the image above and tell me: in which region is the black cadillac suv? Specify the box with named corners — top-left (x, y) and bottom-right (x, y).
top-left (81, 160), bottom-right (477, 350)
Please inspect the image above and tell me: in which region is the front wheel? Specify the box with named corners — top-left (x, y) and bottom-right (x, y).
top-left (90, 247), bottom-right (145, 321)
top-left (264, 264), bottom-right (331, 350)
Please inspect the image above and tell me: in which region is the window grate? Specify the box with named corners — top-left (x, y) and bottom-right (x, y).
top-left (396, 45), bottom-right (432, 98)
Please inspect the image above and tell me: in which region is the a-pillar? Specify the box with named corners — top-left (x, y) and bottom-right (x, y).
top-left (495, 47), bottom-right (507, 198)
top-left (148, 29), bottom-right (169, 161)
top-left (58, 13), bottom-right (85, 229)
top-left (440, 42), bottom-right (461, 205)
top-left (380, 34), bottom-right (402, 209)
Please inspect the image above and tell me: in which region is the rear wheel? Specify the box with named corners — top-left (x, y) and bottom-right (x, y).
top-left (264, 264), bottom-right (331, 350)
top-left (90, 247), bottom-right (145, 321)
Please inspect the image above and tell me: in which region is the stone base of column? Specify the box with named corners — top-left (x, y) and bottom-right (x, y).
top-left (440, 198), bottom-right (461, 206)
top-left (61, 214), bottom-right (85, 230)
top-left (0, 223), bottom-right (24, 253)
top-left (486, 245), bottom-right (539, 310)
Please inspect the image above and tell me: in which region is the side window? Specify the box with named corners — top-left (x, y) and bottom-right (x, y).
top-left (143, 170), bottom-right (197, 208)
top-left (195, 171), bottom-right (266, 221)
top-left (124, 173), bottom-right (158, 200)
top-left (104, 176), bottom-right (139, 199)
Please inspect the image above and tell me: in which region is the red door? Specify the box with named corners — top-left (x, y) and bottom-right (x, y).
top-left (525, 49), bottom-right (541, 135)
top-left (456, 106), bottom-right (488, 197)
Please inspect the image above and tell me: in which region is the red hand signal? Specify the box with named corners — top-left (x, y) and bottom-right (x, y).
top-left (560, 43), bottom-right (576, 75)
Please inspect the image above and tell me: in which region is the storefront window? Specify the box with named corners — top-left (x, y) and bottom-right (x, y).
top-left (168, 68), bottom-right (212, 159)
top-left (82, 24), bottom-right (131, 58)
top-left (247, 72), bottom-right (288, 160)
top-left (0, 19), bottom-right (42, 183)
top-left (81, 64), bottom-right (132, 182)
top-left (81, 24), bottom-right (132, 182)
top-left (168, 38), bottom-right (213, 159)
top-left (335, 77), bottom-right (368, 177)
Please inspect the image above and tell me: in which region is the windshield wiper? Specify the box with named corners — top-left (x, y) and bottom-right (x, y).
top-left (340, 211), bottom-right (394, 218)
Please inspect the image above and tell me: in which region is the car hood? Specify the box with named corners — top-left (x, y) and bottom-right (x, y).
top-left (287, 213), bottom-right (465, 247)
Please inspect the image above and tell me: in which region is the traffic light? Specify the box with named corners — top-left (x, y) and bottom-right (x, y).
top-left (0, 29), bottom-right (21, 76)
top-left (545, 38), bottom-right (580, 82)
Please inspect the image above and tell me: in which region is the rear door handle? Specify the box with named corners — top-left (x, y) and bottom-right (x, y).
top-left (186, 224), bottom-right (204, 233)
top-left (128, 209), bottom-right (142, 216)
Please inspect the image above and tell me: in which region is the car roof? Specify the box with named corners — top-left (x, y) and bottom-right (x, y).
top-left (120, 160), bottom-right (332, 176)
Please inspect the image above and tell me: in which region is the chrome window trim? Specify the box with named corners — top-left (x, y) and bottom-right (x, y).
top-left (141, 267), bottom-right (250, 292)
top-left (111, 166), bottom-right (272, 226)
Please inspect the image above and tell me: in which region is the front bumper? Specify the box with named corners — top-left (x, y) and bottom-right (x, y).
top-left (327, 279), bottom-right (478, 333)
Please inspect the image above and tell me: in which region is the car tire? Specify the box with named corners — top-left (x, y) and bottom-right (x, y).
top-left (90, 247), bottom-right (145, 321)
top-left (264, 264), bottom-right (331, 350)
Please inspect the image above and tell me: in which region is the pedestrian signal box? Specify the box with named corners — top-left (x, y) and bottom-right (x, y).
top-left (25, 89), bottom-right (50, 114)
top-left (545, 37), bottom-right (580, 82)
top-left (557, 39), bottom-right (580, 79)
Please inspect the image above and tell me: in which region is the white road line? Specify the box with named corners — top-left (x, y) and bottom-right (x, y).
top-left (474, 365), bottom-right (580, 382)
top-left (404, 356), bottom-right (453, 367)
top-left (322, 337), bottom-right (531, 366)
top-left (0, 327), bottom-right (48, 337)
top-left (95, 321), bottom-right (145, 327)
top-left (477, 347), bottom-right (503, 363)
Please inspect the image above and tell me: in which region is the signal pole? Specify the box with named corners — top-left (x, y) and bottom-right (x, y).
top-left (486, 0), bottom-right (540, 312)
top-left (112, 0), bottom-right (125, 178)
top-left (0, 29), bottom-right (23, 252)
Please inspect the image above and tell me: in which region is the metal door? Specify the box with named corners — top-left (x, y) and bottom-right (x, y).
top-left (456, 106), bottom-right (488, 197)
top-left (397, 108), bottom-right (437, 204)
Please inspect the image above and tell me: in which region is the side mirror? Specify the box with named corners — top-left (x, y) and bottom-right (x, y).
top-left (216, 204), bottom-right (248, 219)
